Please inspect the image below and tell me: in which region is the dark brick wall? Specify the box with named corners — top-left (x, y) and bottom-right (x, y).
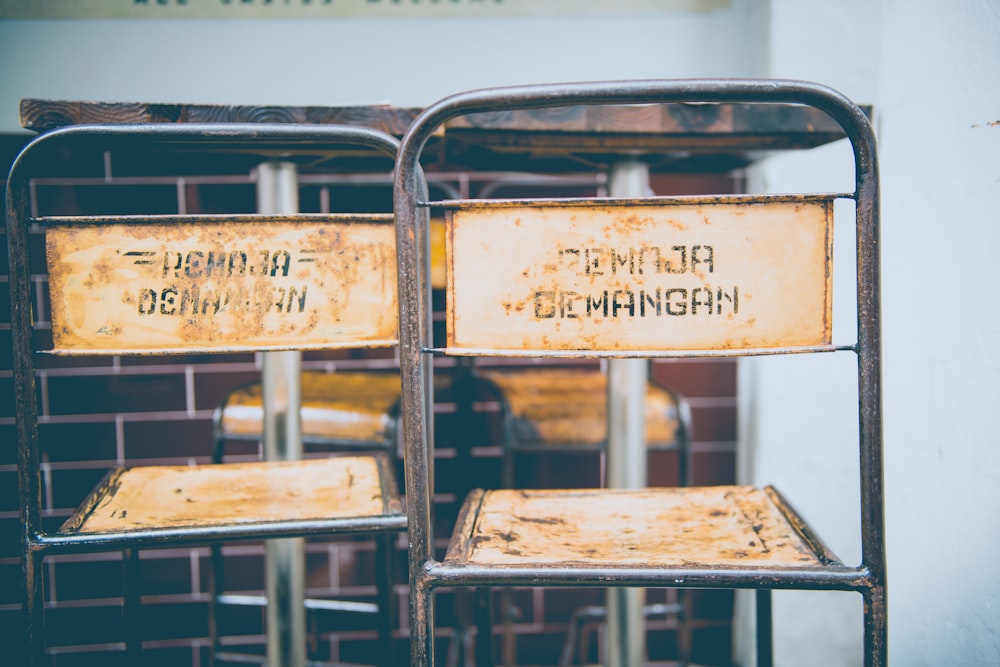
top-left (1, 135), bottom-right (739, 666)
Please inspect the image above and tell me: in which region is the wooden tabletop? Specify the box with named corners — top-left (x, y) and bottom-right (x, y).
top-left (20, 98), bottom-right (866, 173)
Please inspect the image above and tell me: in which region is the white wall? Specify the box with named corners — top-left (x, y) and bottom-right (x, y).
top-left (0, 2), bottom-right (763, 134)
top-left (734, 2), bottom-right (878, 664)
top-left (739, 0), bottom-right (1000, 666)
top-left (877, 0), bottom-right (1000, 663)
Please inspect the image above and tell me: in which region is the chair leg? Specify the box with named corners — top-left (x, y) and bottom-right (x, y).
top-left (123, 549), bottom-right (142, 660)
top-left (208, 543), bottom-right (225, 666)
top-left (452, 588), bottom-right (493, 667)
top-left (23, 547), bottom-right (45, 667)
top-left (475, 587), bottom-right (495, 667)
top-left (375, 533), bottom-right (396, 667)
top-left (863, 585), bottom-right (888, 667)
top-left (498, 446), bottom-right (515, 666)
top-left (557, 605), bottom-right (603, 667)
top-left (755, 589), bottom-right (773, 667)
top-left (209, 432), bottom-right (226, 665)
top-left (676, 589), bottom-right (692, 667)
top-left (498, 587), bottom-right (519, 667)
top-left (411, 576), bottom-right (435, 667)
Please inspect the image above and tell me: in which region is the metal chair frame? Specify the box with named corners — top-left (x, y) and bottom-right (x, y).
top-left (8, 123), bottom-right (408, 666)
top-left (393, 79), bottom-right (886, 667)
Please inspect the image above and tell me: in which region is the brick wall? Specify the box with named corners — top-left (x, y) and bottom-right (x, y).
top-left (1, 136), bottom-right (738, 666)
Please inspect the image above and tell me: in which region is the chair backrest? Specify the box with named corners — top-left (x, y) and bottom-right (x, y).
top-left (7, 122), bottom-right (401, 532)
top-left (43, 212), bottom-right (397, 355)
top-left (393, 78), bottom-right (883, 579)
top-left (441, 195), bottom-right (834, 354)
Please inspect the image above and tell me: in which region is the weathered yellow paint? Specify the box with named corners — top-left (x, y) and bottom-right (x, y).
top-left (451, 486), bottom-right (825, 568)
top-left (67, 456), bottom-right (389, 534)
top-left (45, 215), bottom-right (397, 354)
top-left (430, 218), bottom-right (447, 289)
top-left (445, 196), bottom-right (833, 353)
top-left (220, 372), bottom-right (400, 442)
top-left (482, 368), bottom-right (679, 445)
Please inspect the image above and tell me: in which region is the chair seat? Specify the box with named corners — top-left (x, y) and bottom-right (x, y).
top-left (60, 455), bottom-right (402, 536)
top-left (481, 369), bottom-right (681, 447)
top-left (447, 486), bottom-right (834, 569)
top-left (218, 372), bottom-right (400, 443)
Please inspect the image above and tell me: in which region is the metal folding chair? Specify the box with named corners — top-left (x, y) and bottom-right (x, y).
top-left (393, 79), bottom-right (886, 667)
top-left (8, 123), bottom-right (407, 666)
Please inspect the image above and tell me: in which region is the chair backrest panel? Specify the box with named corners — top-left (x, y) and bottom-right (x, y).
top-left (441, 194), bottom-right (834, 355)
top-left (44, 213), bottom-right (397, 354)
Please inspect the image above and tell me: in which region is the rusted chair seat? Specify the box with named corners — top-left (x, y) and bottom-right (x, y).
top-left (448, 484), bottom-right (825, 665)
top-left (68, 456), bottom-right (398, 537)
top-left (452, 485), bottom-right (821, 568)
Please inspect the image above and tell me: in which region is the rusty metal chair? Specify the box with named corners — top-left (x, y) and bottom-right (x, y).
top-left (210, 370), bottom-right (403, 663)
top-left (8, 123), bottom-right (407, 666)
top-left (394, 79), bottom-right (886, 667)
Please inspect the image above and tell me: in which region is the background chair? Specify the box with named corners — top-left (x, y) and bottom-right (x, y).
top-left (210, 370), bottom-right (402, 663)
top-left (8, 123), bottom-right (406, 666)
top-left (214, 372), bottom-right (402, 461)
top-left (394, 79), bottom-right (886, 667)
top-left (479, 366), bottom-right (691, 489)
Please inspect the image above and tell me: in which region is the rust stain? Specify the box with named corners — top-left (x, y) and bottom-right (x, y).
top-left (455, 487), bottom-right (824, 568)
top-left (513, 515), bottom-right (565, 525)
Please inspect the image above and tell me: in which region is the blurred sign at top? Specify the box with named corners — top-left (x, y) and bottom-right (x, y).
top-left (0, 0), bottom-right (728, 20)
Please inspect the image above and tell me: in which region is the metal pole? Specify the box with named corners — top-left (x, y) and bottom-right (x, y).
top-left (606, 159), bottom-right (649, 667)
top-left (257, 161), bottom-right (306, 667)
